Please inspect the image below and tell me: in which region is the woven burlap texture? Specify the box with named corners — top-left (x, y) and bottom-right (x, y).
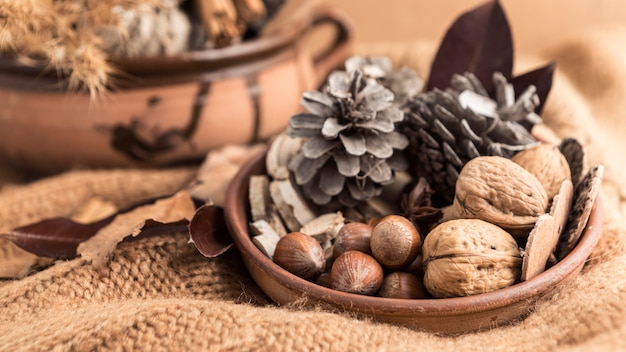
top-left (2, 27), bottom-right (626, 351)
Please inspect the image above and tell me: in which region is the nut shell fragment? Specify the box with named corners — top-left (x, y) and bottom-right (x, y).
top-left (558, 138), bottom-right (588, 187)
top-left (557, 165), bottom-right (603, 260)
top-left (520, 214), bottom-right (556, 281)
top-left (422, 219), bottom-right (522, 298)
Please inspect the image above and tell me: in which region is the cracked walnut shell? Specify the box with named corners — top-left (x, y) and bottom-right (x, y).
top-left (422, 219), bottom-right (522, 298)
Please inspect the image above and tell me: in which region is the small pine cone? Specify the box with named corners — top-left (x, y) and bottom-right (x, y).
top-left (287, 69), bottom-right (409, 207)
top-left (401, 72), bottom-right (541, 205)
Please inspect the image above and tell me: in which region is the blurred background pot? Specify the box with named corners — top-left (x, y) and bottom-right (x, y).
top-left (0, 4), bottom-right (353, 173)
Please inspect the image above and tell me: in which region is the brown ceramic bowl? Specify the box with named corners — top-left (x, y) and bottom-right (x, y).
top-left (224, 149), bottom-right (604, 335)
top-left (0, 5), bottom-right (352, 173)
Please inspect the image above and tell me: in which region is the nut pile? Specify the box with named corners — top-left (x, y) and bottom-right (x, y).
top-left (248, 135), bottom-right (603, 299)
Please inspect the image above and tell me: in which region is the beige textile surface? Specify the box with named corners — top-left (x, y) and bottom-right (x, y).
top-left (3, 27), bottom-right (626, 351)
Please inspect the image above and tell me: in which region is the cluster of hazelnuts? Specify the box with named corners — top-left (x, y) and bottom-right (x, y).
top-left (273, 215), bottom-right (430, 298)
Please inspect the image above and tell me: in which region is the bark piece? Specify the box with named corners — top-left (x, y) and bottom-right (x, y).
top-left (250, 219), bottom-right (281, 258)
top-left (299, 212), bottom-right (345, 243)
top-left (269, 178), bottom-right (316, 232)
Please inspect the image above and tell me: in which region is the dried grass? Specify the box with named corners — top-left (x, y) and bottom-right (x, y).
top-left (0, 0), bottom-right (174, 98)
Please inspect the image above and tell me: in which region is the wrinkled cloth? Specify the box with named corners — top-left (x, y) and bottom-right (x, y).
top-left (2, 26), bottom-right (626, 351)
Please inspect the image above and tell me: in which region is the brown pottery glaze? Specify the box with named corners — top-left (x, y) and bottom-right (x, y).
top-left (0, 6), bottom-right (353, 173)
top-left (223, 149), bottom-right (604, 335)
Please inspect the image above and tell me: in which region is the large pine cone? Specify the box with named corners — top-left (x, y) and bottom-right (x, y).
top-left (287, 69), bottom-right (409, 207)
top-left (401, 72), bottom-right (541, 205)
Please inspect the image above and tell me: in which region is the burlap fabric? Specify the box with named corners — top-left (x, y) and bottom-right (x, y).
top-left (2, 26), bottom-right (626, 351)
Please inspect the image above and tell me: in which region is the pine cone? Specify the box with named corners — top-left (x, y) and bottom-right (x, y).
top-left (344, 56), bottom-right (423, 107)
top-left (287, 69), bottom-right (409, 207)
top-left (402, 72), bottom-right (541, 205)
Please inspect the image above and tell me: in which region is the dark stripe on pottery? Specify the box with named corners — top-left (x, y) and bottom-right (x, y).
top-left (246, 74), bottom-right (262, 143)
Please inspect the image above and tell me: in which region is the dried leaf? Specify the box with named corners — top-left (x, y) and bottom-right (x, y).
top-left (1, 216), bottom-right (114, 259)
top-left (189, 204), bottom-right (232, 258)
top-left (188, 144), bottom-right (265, 206)
top-left (70, 196), bottom-right (118, 224)
top-left (77, 191), bottom-right (196, 267)
top-left (511, 62), bottom-right (555, 114)
top-left (427, 0), bottom-right (513, 92)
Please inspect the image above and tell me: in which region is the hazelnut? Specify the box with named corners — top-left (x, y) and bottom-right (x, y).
top-left (330, 251), bottom-right (384, 295)
top-left (422, 219), bottom-right (522, 298)
top-left (333, 222), bottom-right (373, 258)
top-left (378, 272), bottom-right (429, 299)
top-left (273, 232), bottom-right (326, 281)
top-left (315, 272), bottom-right (332, 288)
top-left (405, 253), bottom-right (424, 279)
top-left (370, 215), bottom-right (421, 269)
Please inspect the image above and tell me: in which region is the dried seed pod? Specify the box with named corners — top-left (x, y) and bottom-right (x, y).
top-left (512, 144), bottom-right (571, 201)
top-left (452, 156), bottom-right (549, 238)
top-left (422, 219), bottom-right (522, 298)
top-left (330, 251), bottom-right (384, 295)
top-left (333, 222), bottom-right (373, 258)
top-left (371, 215), bottom-right (421, 269)
top-left (378, 272), bottom-right (429, 299)
top-left (273, 232), bottom-right (325, 281)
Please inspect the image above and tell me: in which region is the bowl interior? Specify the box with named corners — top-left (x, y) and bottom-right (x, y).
top-left (224, 149), bottom-right (604, 333)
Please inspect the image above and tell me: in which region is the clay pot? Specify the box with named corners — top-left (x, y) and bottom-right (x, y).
top-left (223, 149), bottom-right (604, 334)
top-left (0, 6), bottom-right (353, 173)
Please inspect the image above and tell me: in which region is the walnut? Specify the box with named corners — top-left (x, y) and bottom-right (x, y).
top-left (512, 144), bottom-right (571, 201)
top-left (422, 219), bottom-right (522, 298)
top-left (450, 156), bottom-right (549, 239)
